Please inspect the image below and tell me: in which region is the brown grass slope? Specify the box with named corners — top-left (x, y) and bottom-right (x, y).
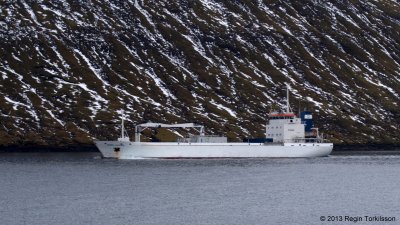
top-left (0, 0), bottom-right (399, 147)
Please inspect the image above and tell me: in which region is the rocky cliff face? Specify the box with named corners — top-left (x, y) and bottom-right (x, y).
top-left (1, 0), bottom-right (400, 147)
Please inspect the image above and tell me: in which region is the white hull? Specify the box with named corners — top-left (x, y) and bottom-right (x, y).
top-left (94, 141), bottom-right (333, 159)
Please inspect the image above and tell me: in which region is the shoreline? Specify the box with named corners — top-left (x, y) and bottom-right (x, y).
top-left (0, 144), bottom-right (399, 153)
top-left (0, 145), bottom-right (98, 152)
top-left (333, 144), bottom-right (400, 151)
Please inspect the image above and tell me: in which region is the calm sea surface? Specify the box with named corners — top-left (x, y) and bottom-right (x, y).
top-left (1, 152), bottom-right (400, 225)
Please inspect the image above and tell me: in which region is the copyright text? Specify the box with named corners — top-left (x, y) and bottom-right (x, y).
top-left (320, 215), bottom-right (396, 223)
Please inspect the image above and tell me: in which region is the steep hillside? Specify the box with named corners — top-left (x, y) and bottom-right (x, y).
top-left (1, 0), bottom-right (400, 147)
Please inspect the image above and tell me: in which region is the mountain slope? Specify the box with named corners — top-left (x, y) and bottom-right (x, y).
top-left (1, 0), bottom-right (400, 147)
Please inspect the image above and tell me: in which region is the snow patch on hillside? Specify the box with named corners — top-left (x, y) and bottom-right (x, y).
top-left (209, 100), bottom-right (237, 118)
top-left (74, 49), bottom-right (109, 87)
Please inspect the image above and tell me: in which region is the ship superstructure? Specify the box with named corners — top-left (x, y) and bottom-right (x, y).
top-left (266, 86), bottom-right (307, 143)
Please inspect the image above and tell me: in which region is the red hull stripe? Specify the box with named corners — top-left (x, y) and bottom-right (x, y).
top-left (269, 113), bottom-right (296, 117)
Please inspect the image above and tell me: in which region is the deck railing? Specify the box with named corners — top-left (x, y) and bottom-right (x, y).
top-left (285, 138), bottom-right (326, 143)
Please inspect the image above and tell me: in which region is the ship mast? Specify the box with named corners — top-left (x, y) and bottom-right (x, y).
top-left (121, 117), bottom-right (125, 139)
top-left (286, 84), bottom-right (291, 113)
top-left (118, 115), bottom-right (130, 142)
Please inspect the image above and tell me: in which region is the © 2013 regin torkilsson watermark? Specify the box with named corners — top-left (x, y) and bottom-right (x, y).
top-left (319, 215), bottom-right (396, 223)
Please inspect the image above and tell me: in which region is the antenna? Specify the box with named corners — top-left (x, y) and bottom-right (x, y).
top-left (286, 84), bottom-right (290, 113)
top-left (121, 115), bottom-right (125, 139)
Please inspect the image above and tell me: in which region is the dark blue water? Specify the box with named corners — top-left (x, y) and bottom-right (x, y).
top-left (1, 152), bottom-right (399, 225)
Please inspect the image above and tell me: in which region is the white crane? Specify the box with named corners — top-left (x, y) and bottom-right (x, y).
top-left (134, 123), bottom-right (205, 142)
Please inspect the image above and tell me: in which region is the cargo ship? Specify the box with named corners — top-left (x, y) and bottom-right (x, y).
top-left (95, 87), bottom-right (333, 159)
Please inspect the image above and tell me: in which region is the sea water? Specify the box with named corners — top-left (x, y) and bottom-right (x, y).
top-left (0, 152), bottom-right (399, 225)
